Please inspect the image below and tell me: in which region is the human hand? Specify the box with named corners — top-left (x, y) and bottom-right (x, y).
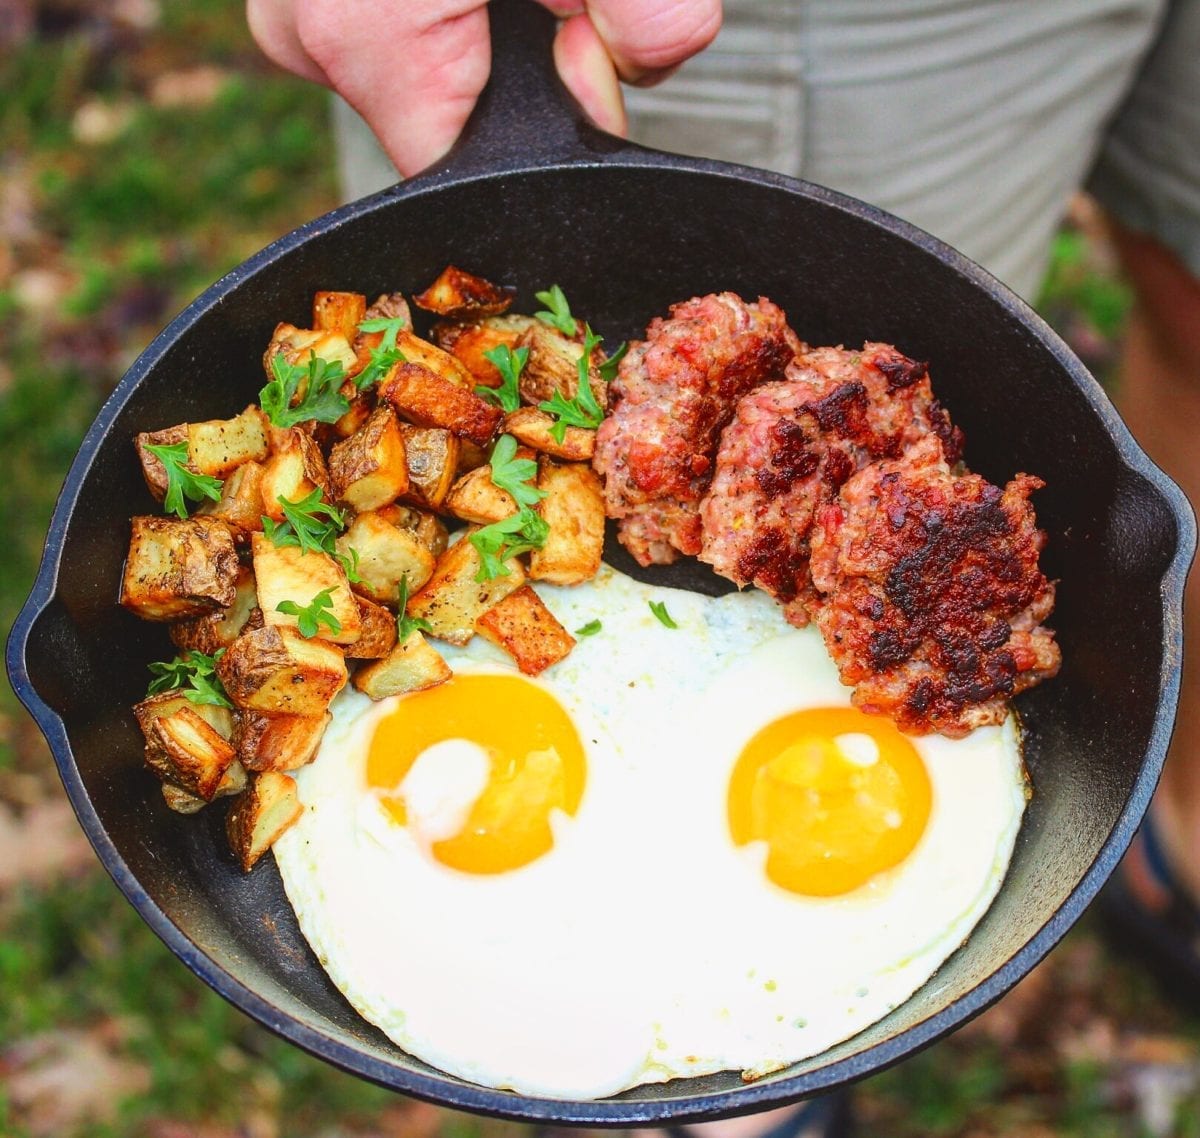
top-left (246, 0), bottom-right (721, 178)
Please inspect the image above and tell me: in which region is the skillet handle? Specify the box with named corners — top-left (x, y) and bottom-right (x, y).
top-left (430, 0), bottom-right (628, 178)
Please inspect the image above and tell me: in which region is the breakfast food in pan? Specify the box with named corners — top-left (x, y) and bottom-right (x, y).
top-left (118, 264), bottom-right (1059, 1096)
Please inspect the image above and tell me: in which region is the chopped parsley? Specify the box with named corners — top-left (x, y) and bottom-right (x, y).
top-left (575, 619), bottom-right (602, 637)
top-left (355, 314), bottom-right (408, 389)
top-left (260, 353), bottom-right (349, 428)
top-left (469, 507), bottom-right (550, 581)
top-left (144, 440), bottom-right (223, 519)
top-left (534, 284), bottom-right (577, 336)
top-left (262, 488), bottom-right (360, 581)
top-left (276, 587), bottom-right (341, 639)
top-left (477, 344), bottom-right (528, 413)
top-left (488, 434), bottom-right (545, 508)
top-left (146, 649), bottom-right (233, 708)
top-left (396, 575), bottom-right (432, 641)
top-left (648, 600), bottom-right (678, 629)
top-left (538, 325), bottom-right (605, 442)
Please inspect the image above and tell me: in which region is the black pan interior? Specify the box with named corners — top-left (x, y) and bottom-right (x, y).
top-left (16, 159), bottom-right (1189, 1123)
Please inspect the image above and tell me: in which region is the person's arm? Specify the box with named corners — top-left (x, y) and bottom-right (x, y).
top-left (246, 0), bottom-right (721, 178)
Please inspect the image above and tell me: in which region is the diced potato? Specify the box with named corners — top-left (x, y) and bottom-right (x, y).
top-left (412, 265), bottom-right (514, 320)
top-left (161, 761), bottom-right (246, 814)
top-left (260, 429), bottom-right (331, 521)
top-left (398, 424), bottom-right (459, 510)
top-left (527, 460), bottom-right (605, 585)
top-left (503, 406), bottom-right (596, 461)
top-left (134, 423), bottom-right (188, 502)
top-left (474, 585), bottom-right (576, 676)
top-left (235, 710), bottom-right (331, 772)
top-left (251, 534), bottom-right (361, 646)
top-left (455, 439), bottom-right (490, 476)
top-left (337, 510), bottom-right (435, 604)
top-left (328, 389), bottom-right (374, 440)
top-left (516, 322), bottom-right (606, 410)
top-left (263, 322), bottom-right (358, 381)
top-left (375, 504), bottom-right (449, 559)
top-left (394, 330), bottom-right (476, 389)
top-left (352, 630), bottom-right (452, 700)
top-left (197, 459), bottom-right (266, 535)
top-left (134, 690), bottom-right (233, 742)
top-left (328, 404), bottom-right (408, 512)
top-left (345, 595), bottom-right (398, 659)
top-left (313, 291), bottom-right (367, 341)
top-left (120, 515), bottom-right (239, 621)
top-left (170, 566), bottom-right (259, 656)
top-left (217, 625), bottom-right (348, 716)
top-left (187, 405), bottom-right (269, 478)
top-left (226, 770), bottom-right (304, 872)
top-left (380, 362), bottom-right (502, 447)
top-left (406, 531), bottom-right (526, 646)
top-left (144, 706), bottom-right (237, 800)
top-left (433, 314), bottom-right (536, 387)
top-left (443, 463), bottom-right (517, 525)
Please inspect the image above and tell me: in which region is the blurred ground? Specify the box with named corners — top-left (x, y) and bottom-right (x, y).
top-left (1, 2), bottom-right (1195, 1136)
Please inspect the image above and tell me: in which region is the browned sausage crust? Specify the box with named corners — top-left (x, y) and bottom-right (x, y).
top-left (808, 434), bottom-right (1060, 736)
top-left (698, 343), bottom-right (962, 625)
top-left (592, 293), bottom-right (796, 566)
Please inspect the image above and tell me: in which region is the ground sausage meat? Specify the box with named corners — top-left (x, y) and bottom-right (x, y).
top-left (592, 293), bottom-right (796, 565)
top-left (808, 434), bottom-right (1060, 736)
top-left (699, 343), bottom-right (963, 625)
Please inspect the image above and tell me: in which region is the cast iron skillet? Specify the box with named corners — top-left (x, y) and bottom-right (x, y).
top-left (7, 0), bottom-right (1196, 1125)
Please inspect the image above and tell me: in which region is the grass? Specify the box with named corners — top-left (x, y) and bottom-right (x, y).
top-left (1, 1), bottom-right (1176, 1135)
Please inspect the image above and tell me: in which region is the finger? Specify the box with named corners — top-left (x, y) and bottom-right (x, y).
top-left (246, 0), bottom-right (330, 85)
top-left (584, 0), bottom-right (721, 86)
top-left (534, 0), bottom-right (586, 16)
top-left (293, 0), bottom-right (492, 178)
top-left (552, 13), bottom-right (627, 137)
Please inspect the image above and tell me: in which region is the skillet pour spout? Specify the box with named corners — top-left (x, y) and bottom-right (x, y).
top-left (5, 0), bottom-right (1196, 1125)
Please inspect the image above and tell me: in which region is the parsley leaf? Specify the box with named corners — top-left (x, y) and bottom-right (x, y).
top-left (488, 433), bottom-right (545, 508)
top-left (597, 340), bottom-right (628, 383)
top-left (534, 285), bottom-right (577, 336)
top-left (469, 507), bottom-right (549, 581)
top-left (259, 353), bottom-right (350, 428)
top-left (575, 619), bottom-right (602, 637)
top-left (355, 315), bottom-right (408, 389)
top-left (146, 649), bottom-right (233, 708)
top-left (538, 325), bottom-right (605, 442)
top-left (276, 587), bottom-right (341, 638)
top-left (262, 488), bottom-right (347, 556)
top-left (648, 600), bottom-right (678, 629)
top-left (144, 440), bottom-right (223, 519)
top-left (477, 344), bottom-right (528, 412)
top-left (396, 575), bottom-right (432, 641)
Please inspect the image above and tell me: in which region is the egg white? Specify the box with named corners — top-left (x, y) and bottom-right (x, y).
top-left (273, 564), bottom-right (1026, 1099)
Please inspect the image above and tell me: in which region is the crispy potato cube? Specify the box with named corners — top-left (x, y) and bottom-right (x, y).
top-left (134, 690), bottom-right (233, 742)
top-left (263, 322), bottom-right (358, 380)
top-left (516, 322), bottom-right (607, 410)
top-left (197, 459), bottom-right (265, 535)
top-left (380, 362), bottom-right (502, 447)
top-left (394, 330), bottom-right (475, 389)
top-left (187, 405), bottom-right (269, 478)
top-left (313, 291), bottom-right (367, 341)
top-left (503, 407), bottom-right (596, 461)
top-left (260, 429), bottom-right (331, 521)
top-left (252, 534), bottom-right (361, 646)
top-left (161, 760), bottom-right (246, 813)
top-left (412, 265), bottom-right (514, 320)
top-left (337, 510), bottom-right (435, 604)
top-left (474, 585), bottom-right (575, 675)
top-left (217, 625), bottom-right (348, 716)
top-left (455, 439), bottom-right (490, 476)
top-left (528, 460), bottom-right (605, 585)
top-left (444, 464), bottom-right (517, 525)
top-left (328, 404), bottom-right (408, 511)
top-left (398, 424), bottom-right (459, 510)
top-left (328, 390), bottom-right (374, 440)
top-left (170, 566), bottom-right (259, 656)
top-left (433, 314), bottom-right (537, 387)
top-left (235, 711), bottom-right (330, 772)
top-left (406, 531), bottom-right (526, 646)
top-left (226, 771), bottom-right (303, 872)
top-left (121, 516), bottom-right (239, 621)
top-left (144, 706), bottom-right (237, 800)
top-left (345, 595), bottom-right (398, 659)
top-left (352, 630), bottom-right (452, 699)
top-left (375, 504), bottom-right (449, 559)
top-left (134, 423), bottom-right (188, 502)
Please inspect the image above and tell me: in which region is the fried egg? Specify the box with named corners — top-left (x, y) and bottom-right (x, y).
top-left (273, 564), bottom-right (1026, 1099)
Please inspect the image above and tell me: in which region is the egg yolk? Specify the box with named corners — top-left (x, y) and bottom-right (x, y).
top-left (727, 707), bottom-right (931, 897)
top-left (367, 674), bottom-right (586, 874)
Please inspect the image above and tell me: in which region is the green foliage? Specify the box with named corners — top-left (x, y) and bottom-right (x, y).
top-left (478, 344), bottom-right (528, 411)
top-left (146, 649), bottom-right (232, 708)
